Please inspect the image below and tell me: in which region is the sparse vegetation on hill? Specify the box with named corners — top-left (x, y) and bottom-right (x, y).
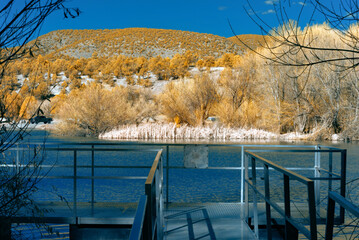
top-left (31, 28), bottom-right (243, 59)
top-left (228, 34), bottom-right (270, 51)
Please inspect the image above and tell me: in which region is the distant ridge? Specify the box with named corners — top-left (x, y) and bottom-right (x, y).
top-left (31, 28), bottom-right (244, 59)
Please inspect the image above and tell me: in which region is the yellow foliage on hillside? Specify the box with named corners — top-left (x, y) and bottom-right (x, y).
top-left (30, 28), bottom-right (243, 59)
top-left (228, 34), bottom-right (271, 51)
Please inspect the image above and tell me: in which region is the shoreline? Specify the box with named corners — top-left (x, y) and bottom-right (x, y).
top-left (99, 123), bottom-right (338, 141)
top-left (12, 122), bottom-right (349, 142)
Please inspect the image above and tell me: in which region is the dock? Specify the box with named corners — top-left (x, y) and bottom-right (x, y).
top-left (1, 143), bottom-right (352, 239)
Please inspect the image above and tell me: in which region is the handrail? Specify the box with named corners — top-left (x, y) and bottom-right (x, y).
top-left (325, 191), bottom-right (359, 240)
top-left (144, 149), bottom-right (163, 240)
top-left (244, 150), bottom-right (318, 240)
top-left (129, 195), bottom-right (148, 240)
top-left (146, 150), bottom-right (163, 185)
top-left (245, 151), bottom-right (313, 184)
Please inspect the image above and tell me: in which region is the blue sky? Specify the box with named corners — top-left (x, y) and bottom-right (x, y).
top-left (36, 0), bottom-right (329, 38)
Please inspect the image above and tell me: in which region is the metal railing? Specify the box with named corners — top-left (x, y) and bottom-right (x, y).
top-left (4, 143), bottom-right (347, 207)
top-left (2, 142), bottom-right (347, 239)
top-left (247, 146), bottom-right (347, 224)
top-left (130, 150), bottom-right (164, 240)
top-left (2, 144), bottom-right (163, 224)
top-left (129, 195), bottom-right (148, 240)
top-left (244, 150), bottom-right (318, 240)
top-left (44, 146), bottom-right (161, 219)
top-left (325, 191), bottom-right (359, 240)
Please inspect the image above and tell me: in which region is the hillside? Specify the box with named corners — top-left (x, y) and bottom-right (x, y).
top-left (31, 28), bottom-right (244, 59)
top-left (228, 34), bottom-right (270, 51)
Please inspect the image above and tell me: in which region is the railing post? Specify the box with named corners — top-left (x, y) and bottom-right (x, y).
top-left (91, 144), bottom-right (95, 215)
top-left (328, 151), bottom-right (333, 191)
top-left (158, 155), bottom-right (164, 239)
top-left (240, 145), bottom-right (244, 203)
top-left (325, 194), bottom-right (335, 240)
top-left (244, 152), bottom-right (249, 221)
top-left (264, 164), bottom-right (272, 240)
top-left (166, 145), bottom-right (169, 208)
top-left (307, 181), bottom-right (318, 240)
top-left (251, 156), bottom-right (259, 238)
top-left (144, 182), bottom-right (152, 240)
top-left (74, 150), bottom-right (77, 217)
top-left (284, 174), bottom-right (298, 240)
top-left (16, 143), bottom-right (20, 174)
top-left (314, 145), bottom-right (321, 206)
top-left (340, 149), bottom-right (347, 223)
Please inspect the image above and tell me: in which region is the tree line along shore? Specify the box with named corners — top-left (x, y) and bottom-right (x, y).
top-left (2, 24), bottom-right (359, 141)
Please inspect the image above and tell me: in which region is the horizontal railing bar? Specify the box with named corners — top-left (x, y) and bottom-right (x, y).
top-left (0, 164), bottom-right (153, 169)
top-left (0, 164), bottom-right (316, 171)
top-left (207, 167), bottom-right (241, 170)
top-left (309, 177), bottom-right (341, 180)
top-left (41, 176), bottom-right (148, 180)
top-left (323, 146), bottom-right (345, 150)
top-left (10, 215), bottom-right (136, 225)
top-left (10, 142), bottom-right (339, 150)
top-left (5, 147), bottom-right (162, 152)
top-left (17, 142), bottom-right (319, 147)
top-left (167, 166), bottom-right (316, 171)
top-left (77, 217), bottom-right (134, 225)
top-left (249, 149), bottom-right (343, 153)
top-left (318, 168), bottom-right (341, 177)
top-left (167, 166), bottom-right (242, 170)
top-left (43, 148), bottom-right (162, 152)
top-left (329, 192), bottom-right (359, 218)
top-left (1, 165), bottom-right (324, 174)
top-left (168, 167), bottom-right (316, 172)
top-left (246, 180), bottom-right (286, 216)
top-left (76, 165), bottom-right (151, 169)
top-left (246, 151), bottom-right (314, 184)
top-left (30, 174), bottom-right (341, 181)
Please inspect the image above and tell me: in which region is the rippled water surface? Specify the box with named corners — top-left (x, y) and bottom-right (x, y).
top-left (10, 130), bottom-right (359, 205)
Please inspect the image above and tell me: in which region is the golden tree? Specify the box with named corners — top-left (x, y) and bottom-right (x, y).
top-left (159, 73), bottom-right (218, 126)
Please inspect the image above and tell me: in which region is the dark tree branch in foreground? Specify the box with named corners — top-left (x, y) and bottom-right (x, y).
top-left (0, 1), bottom-right (79, 238)
top-left (0, 0), bottom-right (80, 153)
top-left (234, 0), bottom-right (359, 72)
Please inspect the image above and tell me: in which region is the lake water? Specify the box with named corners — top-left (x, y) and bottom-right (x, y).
top-left (8, 130), bottom-right (359, 206)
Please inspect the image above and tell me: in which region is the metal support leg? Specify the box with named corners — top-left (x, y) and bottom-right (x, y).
top-left (264, 164), bottom-right (272, 240)
top-left (284, 174), bottom-right (298, 240)
top-left (74, 150), bottom-right (77, 217)
top-left (91, 145), bottom-right (95, 215)
top-left (166, 145), bottom-right (169, 209)
top-left (251, 157), bottom-right (259, 238)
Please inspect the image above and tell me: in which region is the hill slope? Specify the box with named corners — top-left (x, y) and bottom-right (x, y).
top-left (228, 34), bottom-right (270, 51)
top-left (32, 28), bottom-right (244, 59)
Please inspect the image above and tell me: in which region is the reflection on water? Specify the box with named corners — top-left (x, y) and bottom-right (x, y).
top-left (10, 130), bottom-right (359, 205)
